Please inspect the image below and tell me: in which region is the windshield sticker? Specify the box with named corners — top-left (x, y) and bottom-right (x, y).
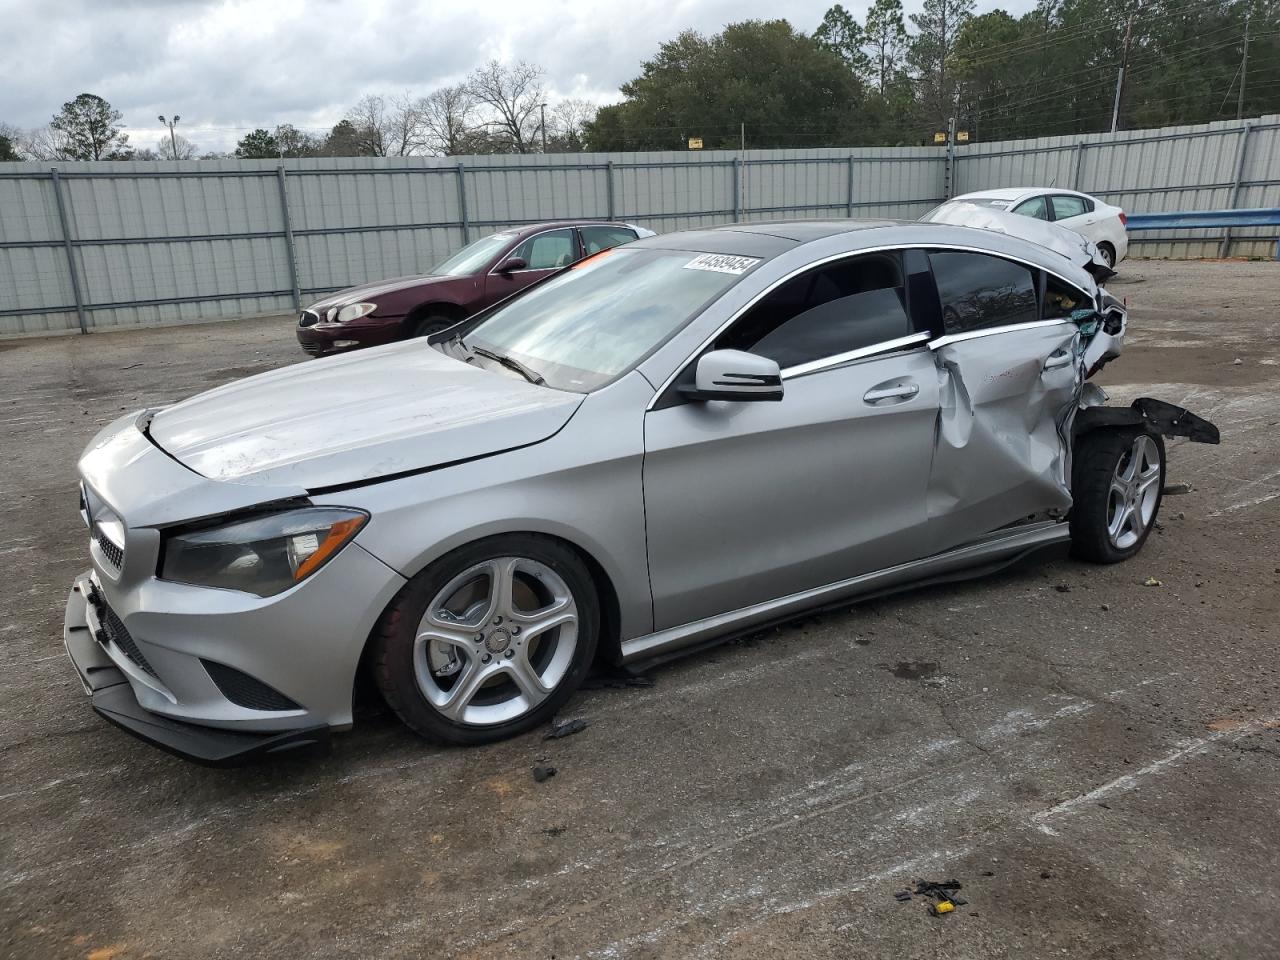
top-left (683, 254), bottom-right (761, 275)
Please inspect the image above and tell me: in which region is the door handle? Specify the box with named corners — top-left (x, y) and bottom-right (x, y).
top-left (863, 382), bottom-right (920, 404)
top-left (1044, 351), bottom-right (1073, 370)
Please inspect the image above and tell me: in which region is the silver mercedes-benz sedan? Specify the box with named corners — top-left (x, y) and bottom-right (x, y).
top-left (63, 220), bottom-right (1218, 764)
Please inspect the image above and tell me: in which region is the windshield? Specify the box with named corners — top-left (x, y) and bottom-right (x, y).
top-left (461, 248), bottom-right (753, 391)
top-left (432, 233), bottom-right (515, 276)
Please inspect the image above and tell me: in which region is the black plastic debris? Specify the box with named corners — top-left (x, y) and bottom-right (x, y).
top-left (533, 766), bottom-right (557, 783)
top-left (544, 717), bottom-right (590, 740)
top-left (897, 878), bottom-right (968, 915)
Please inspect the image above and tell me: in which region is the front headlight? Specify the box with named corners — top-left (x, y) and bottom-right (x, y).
top-left (336, 302), bottom-right (377, 323)
top-left (160, 507), bottom-right (368, 597)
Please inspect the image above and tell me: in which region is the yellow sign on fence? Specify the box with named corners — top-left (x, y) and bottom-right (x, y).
top-left (688, 137), bottom-right (704, 150)
top-left (933, 131), bottom-right (947, 144)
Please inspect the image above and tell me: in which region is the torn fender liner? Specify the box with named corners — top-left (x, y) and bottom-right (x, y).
top-left (1075, 398), bottom-right (1221, 444)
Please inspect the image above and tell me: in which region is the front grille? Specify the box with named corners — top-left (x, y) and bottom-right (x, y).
top-left (299, 310), bottom-right (320, 327)
top-left (202, 660), bottom-right (301, 712)
top-left (91, 591), bottom-right (159, 679)
top-left (93, 526), bottom-right (124, 572)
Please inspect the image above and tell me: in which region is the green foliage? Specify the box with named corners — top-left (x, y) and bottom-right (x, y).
top-left (909, 0), bottom-right (976, 128)
top-left (0, 133), bottom-right (19, 162)
top-left (50, 93), bottom-right (130, 160)
top-left (584, 20), bottom-right (863, 150)
top-left (814, 4), bottom-right (872, 80)
top-left (234, 128), bottom-right (279, 159)
top-left (865, 0), bottom-right (910, 91)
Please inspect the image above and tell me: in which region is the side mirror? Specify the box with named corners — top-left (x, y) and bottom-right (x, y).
top-left (679, 349), bottom-right (783, 402)
top-left (496, 257), bottom-right (527, 274)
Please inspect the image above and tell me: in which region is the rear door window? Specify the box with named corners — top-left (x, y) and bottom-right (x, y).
top-left (1043, 274), bottom-right (1092, 320)
top-left (1050, 195), bottom-right (1090, 220)
top-left (928, 251), bottom-right (1039, 334)
top-left (580, 225), bottom-right (638, 255)
top-left (715, 253), bottom-right (914, 370)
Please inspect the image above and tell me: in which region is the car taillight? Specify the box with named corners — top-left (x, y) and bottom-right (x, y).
top-left (1118, 211), bottom-right (1128, 226)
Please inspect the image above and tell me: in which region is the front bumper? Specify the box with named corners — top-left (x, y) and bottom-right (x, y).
top-left (295, 315), bottom-right (404, 355)
top-left (64, 577), bottom-right (329, 765)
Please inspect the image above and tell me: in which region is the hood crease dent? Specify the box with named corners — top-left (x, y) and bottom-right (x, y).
top-left (147, 344), bottom-right (583, 491)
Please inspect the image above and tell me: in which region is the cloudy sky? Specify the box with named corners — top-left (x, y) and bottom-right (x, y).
top-left (1, 0), bottom-right (1031, 155)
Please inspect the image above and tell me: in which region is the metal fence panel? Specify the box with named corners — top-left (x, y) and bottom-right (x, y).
top-left (1, 115), bottom-right (1277, 338)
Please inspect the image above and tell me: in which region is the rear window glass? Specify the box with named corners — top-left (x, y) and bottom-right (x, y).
top-left (929, 251), bottom-right (1039, 334)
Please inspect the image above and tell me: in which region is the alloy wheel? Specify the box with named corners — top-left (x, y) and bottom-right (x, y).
top-left (413, 557), bottom-right (578, 726)
top-left (1106, 434), bottom-right (1161, 549)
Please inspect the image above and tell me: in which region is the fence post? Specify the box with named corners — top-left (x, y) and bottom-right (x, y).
top-left (944, 117), bottom-right (957, 199)
top-left (605, 160), bottom-right (616, 220)
top-left (49, 167), bottom-right (88, 335)
top-left (847, 155), bottom-right (855, 218)
top-left (275, 166), bottom-right (301, 312)
top-left (1219, 121), bottom-right (1254, 258)
top-left (732, 158), bottom-right (742, 222)
top-left (456, 163), bottom-right (470, 242)
top-left (1071, 142), bottom-right (1085, 190)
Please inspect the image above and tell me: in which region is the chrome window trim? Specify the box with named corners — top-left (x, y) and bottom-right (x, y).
top-left (487, 226), bottom-right (581, 276)
top-left (781, 333), bottom-right (931, 379)
top-left (647, 241), bottom-right (1091, 410)
top-left (928, 318), bottom-right (1072, 350)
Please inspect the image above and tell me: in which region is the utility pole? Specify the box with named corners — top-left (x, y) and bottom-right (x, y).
top-left (158, 114), bottom-right (180, 159)
top-left (539, 102), bottom-right (548, 153)
top-left (1237, 10), bottom-right (1251, 120)
top-left (1111, 8), bottom-right (1136, 133)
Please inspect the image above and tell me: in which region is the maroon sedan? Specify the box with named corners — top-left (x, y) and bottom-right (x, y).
top-left (295, 220), bottom-right (654, 355)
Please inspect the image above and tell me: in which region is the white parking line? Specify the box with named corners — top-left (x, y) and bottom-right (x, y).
top-left (1030, 715), bottom-right (1280, 836)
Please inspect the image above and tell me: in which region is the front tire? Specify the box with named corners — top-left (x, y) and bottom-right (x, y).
top-left (372, 535), bottom-right (599, 745)
top-left (410, 313), bottom-right (452, 338)
top-left (1070, 429), bottom-right (1165, 563)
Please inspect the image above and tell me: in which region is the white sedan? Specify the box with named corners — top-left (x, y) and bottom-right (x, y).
top-left (938, 188), bottom-right (1129, 268)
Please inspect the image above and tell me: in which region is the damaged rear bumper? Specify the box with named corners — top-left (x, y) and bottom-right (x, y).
top-left (1075, 397), bottom-right (1221, 445)
top-left (63, 578), bottom-right (330, 766)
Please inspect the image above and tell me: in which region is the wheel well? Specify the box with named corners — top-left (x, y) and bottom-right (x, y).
top-left (352, 532), bottom-right (625, 714)
top-left (1097, 240), bottom-right (1116, 256)
top-left (404, 301), bottom-right (467, 334)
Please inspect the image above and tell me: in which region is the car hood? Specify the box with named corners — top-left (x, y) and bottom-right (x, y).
top-left (307, 274), bottom-right (457, 309)
top-left (147, 344), bottom-right (582, 490)
top-left (922, 203), bottom-right (1114, 280)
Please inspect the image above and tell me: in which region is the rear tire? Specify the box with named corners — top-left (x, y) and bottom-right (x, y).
top-left (1097, 242), bottom-right (1116, 269)
top-left (1070, 429), bottom-right (1165, 563)
top-left (372, 535), bottom-right (599, 745)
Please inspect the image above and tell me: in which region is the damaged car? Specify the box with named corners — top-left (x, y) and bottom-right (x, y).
top-left (63, 220), bottom-right (1218, 764)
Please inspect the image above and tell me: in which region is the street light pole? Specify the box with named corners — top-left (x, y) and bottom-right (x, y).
top-left (158, 114), bottom-right (181, 159)
top-left (539, 103), bottom-right (548, 153)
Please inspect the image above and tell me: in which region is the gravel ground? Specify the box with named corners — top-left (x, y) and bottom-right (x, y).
top-left (1, 258), bottom-right (1278, 960)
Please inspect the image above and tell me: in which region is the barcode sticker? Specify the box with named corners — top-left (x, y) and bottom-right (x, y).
top-left (683, 254), bottom-right (761, 275)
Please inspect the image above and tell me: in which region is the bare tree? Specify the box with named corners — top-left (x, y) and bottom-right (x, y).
top-left (17, 125), bottom-right (77, 161)
top-left (345, 95), bottom-right (389, 156)
top-left (157, 133), bottom-right (198, 160)
top-left (547, 99), bottom-right (598, 152)
top-left (418, 84), bottom-right (476, 156)
top-left (344, 94), bottom-right (427, 156)
top-left (467, 60), bottom-right (546, 153)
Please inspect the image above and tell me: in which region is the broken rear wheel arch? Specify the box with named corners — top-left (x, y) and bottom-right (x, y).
top-left (1074, 397), bottom-right (1220, 445)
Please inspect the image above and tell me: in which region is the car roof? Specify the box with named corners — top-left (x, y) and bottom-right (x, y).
top-left (632, 218), bottom-right (1098, 291)
top-left (487, 220), bottom-right (638, 239)
top-left (953, 187), bottom-right (1092, 202)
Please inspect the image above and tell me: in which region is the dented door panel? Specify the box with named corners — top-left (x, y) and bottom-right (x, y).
top-left (925, 321), bottom-right (1080, 553)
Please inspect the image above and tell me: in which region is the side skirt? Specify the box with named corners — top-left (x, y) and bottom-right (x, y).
top-left (620, 521), bottom-right (1070, 665)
